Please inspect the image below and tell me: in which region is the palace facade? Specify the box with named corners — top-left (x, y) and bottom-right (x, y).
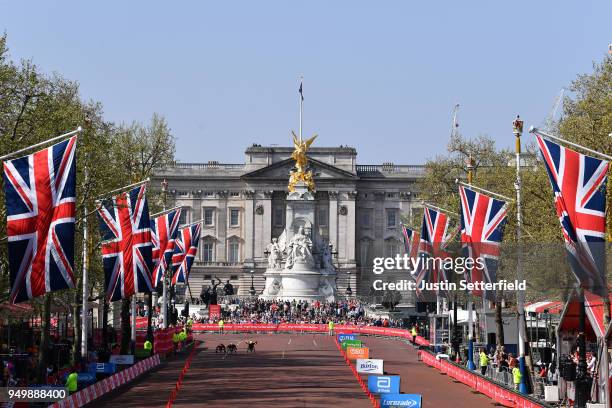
top-left (152, 144), bottom-right (425, 302)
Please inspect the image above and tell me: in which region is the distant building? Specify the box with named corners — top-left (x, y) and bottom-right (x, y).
top-left (153, 144), bottom-right (425, 301)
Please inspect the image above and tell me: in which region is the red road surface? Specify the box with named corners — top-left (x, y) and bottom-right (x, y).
top-left (90, 333), bottom-right (498, 407)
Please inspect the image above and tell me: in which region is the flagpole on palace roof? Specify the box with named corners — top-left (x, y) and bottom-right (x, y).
top-left (0, 127), bottom-right (82, 161)
top-left (299, 75), bottom-right (303, 143)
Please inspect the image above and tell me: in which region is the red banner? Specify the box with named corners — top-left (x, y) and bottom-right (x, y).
top-left (209, 305), bottom-right (221, 319)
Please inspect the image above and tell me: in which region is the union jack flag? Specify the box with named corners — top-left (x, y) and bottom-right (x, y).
top-left (151, 208), bottom-right (181, 289)
top-left (3, 136), bottom-right (77, 303)
top-left (97, 184), bottom-right (153, 301)
top-left (401, 224), bottom-right (420, 259)
top-left (459, 185), bottom-right (508, 300)
top-left (414, 207), bottom-right (450, 296)
top-left (535, 132), bottom-right (608, 296)
top-left (171, 223), bottom-right (201, 285)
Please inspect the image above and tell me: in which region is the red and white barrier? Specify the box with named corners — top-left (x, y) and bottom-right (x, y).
top-left (419, 351), bottom-right (544, 408)
top-left (47, 354), bottom-right (161, 408)
top-left (191, 323), bottom-right (430, 346)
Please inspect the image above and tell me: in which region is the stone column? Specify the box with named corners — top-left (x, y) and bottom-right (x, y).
top-left (345, 191), bottom-right (357, 262)
top-left (243, 190), bottom-right (255, 265)
top-left (216, 190), bottom-right (228, 261)
top-left (328, 191), bottom-right (339, 252)
top-left (259, 190), bottom-right (273, 258)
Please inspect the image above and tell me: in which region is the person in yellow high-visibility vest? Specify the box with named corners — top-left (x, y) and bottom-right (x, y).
top-left (144, 339), bottom-right (153, 356)
top-left (172, 332), bottom-right (180, 352)
top-left (65, 369), bottom-right (78, 394)
top-left (512, 366), bottom-right (522, 390)
top-left (328, 320), bottom-right (334, 336)
top-left (179, 329), bottom-right (187, 345)
top-left (411, 326), bottom-right (418, 345)
top-left (218, 319), bottom-right (225, 334)
top-left (479, 350), bottom-right (489, 376)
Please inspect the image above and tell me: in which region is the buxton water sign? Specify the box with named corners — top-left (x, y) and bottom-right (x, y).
top-left (356, 359), bottom-right (384, 375)
top-left (341, 339), bottom-right (362, 349)
top-left (367, 375), bottom-right (400, 394)
top-left (379, 393), bottom-right (422, 407)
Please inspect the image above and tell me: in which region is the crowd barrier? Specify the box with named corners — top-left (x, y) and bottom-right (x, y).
top-left (165, 341), bottom-right (200, 407)
top-left (419, 351), bottom-right (545, 408)
top-left (334, 337), bottom-right (380, 408)
top-left (48, 354), bottom-right (161, 408)
top-left (191, 323), bottom-right (430, 346)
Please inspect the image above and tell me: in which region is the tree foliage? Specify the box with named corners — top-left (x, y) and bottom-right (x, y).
top-left (0, 34), bottom-right (175, 367)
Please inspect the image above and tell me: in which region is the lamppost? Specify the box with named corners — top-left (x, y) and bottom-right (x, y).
top-left (249, 269), bottom-right (256, 297)
top-left (513, 115), bottom-right (528, 394)
top-left (346, 271), bottom-right (353, 297)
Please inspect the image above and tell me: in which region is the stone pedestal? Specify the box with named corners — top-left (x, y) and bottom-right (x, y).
top-left (260, 181), bottom-right (337, 301)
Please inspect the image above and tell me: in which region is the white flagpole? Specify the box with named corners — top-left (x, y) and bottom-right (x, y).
top-left (81, 169), bottom-right (89, 359)
top-left (161, 180), bottom-right (169, 329)
top-left (131, 295), bottom-right (137, 352)
top-left (530, 127), bottom-right (612, 161)
top-left (0, 127), bottom-right (82, 161)
top-left (95, 178), bottom-right (150, 201)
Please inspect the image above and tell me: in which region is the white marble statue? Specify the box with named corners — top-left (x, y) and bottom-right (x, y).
top-left (285, 226), bottom-right (313, 269)
top-left (266, 238), bottom-right (283, 269)
top-left (320, 241), bottom-right (335, 273)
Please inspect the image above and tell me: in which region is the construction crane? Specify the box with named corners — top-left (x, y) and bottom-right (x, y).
top-left (544, 88), bottom-right (564, 131)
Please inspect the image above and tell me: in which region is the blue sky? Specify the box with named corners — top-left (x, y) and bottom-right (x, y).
top-left (2, 1), bottom-right (610, 164)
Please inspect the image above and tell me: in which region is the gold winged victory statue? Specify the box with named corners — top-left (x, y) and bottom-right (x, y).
top-left (288, 132), bottom-right (317, 192)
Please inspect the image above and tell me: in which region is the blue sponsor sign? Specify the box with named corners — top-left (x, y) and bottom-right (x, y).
top-left (367, 375), bottom-right (400, 394)
top-left (77, 372), bottom-right (96, 384)
top-left (337, 333), bottom-right (357, 342)
top-left (87, 362), bottom-right (116, 374)
top-left (379, 394), bottom-right (422, 407)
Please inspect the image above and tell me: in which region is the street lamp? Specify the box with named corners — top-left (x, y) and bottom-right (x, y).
top-left (249, 269), bottom-right (256, 296)
top-left (346, 271), bottom-right (352, 297)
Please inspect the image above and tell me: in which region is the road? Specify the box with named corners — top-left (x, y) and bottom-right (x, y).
top-left (90, 332), bottom-right (497, 407)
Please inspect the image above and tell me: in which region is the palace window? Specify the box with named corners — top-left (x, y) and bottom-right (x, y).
top-left (228, 239), bottom-right (240, 262)
top-left (318, 208), bottom-right (328, 227)
top-left (179, 208), bottom-right (189, 226)
top-left (386, 210), bottom-right (396, 228)
top-left (274, 207), bottom-right (285, 227)
top-left (385, 238), bottom-right (400, 258)
top-left (202, 241), bottom-right (214, 262)
top-left (203, 208), bottom-right (214, 226)
top-left (229, 209), bottom-right (240, 227)
top-left (361, 209), bottom-right (372, 228)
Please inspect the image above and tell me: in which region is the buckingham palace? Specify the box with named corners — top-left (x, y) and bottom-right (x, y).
top-left (152, 143), bottom-right (425, 301)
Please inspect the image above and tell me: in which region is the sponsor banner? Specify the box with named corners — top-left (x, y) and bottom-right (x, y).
top-left (356, 358), bottom-right (384, 375)
top-left (346, 346), bottom-right (369, 360)
top-left (337, 333), bottom-right (358, 343)
top-left (88, 363), bottom-right (116, 374)
top-left (379, 393), bottom-right (422, 407)
top-left (209, 304), bottom-right (221, 319)
top-left (368, 375), bottom-right (400, 394)
top-left (110, 355), bottom-right (135, 365)
top-left (341, 339), bottom-right (363, 349)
